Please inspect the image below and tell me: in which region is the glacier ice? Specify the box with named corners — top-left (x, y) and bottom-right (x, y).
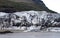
top-left (0, 11), bottom-right (60, 32)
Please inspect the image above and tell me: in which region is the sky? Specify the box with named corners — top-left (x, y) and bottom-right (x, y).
top-left (42, 0), bottom-right (60, 13)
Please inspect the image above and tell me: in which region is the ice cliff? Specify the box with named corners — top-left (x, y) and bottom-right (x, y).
top-left (0, 11), bottom-right (60, 32)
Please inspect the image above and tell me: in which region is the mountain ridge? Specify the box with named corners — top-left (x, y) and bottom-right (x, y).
top-left (0, 0), bottom-right (57, 13)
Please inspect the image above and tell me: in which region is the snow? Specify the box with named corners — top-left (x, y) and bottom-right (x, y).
top-left (0, 12), bottom-right (7, 17)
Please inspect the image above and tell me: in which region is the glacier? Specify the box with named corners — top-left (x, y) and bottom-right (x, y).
top-left (0, 11), bottom-right (60, 32)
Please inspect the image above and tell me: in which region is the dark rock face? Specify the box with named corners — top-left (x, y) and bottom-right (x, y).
top-left (0, 0), bottom-right (56, 13)
top-left (10, 0), bottom-right (34, 3)
top-left (0, 8), bottom-right (16, 13)
top-left (0, 31), bottom-right (13, 34)
top-left (0, 6), bottom-right (17, 13)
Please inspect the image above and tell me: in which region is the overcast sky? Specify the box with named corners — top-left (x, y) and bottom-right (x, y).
top-left (42, 0), bottom-right (60, 13)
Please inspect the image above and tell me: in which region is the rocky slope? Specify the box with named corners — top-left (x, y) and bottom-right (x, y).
top-left (0, 0), bottom-right (56, 13)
